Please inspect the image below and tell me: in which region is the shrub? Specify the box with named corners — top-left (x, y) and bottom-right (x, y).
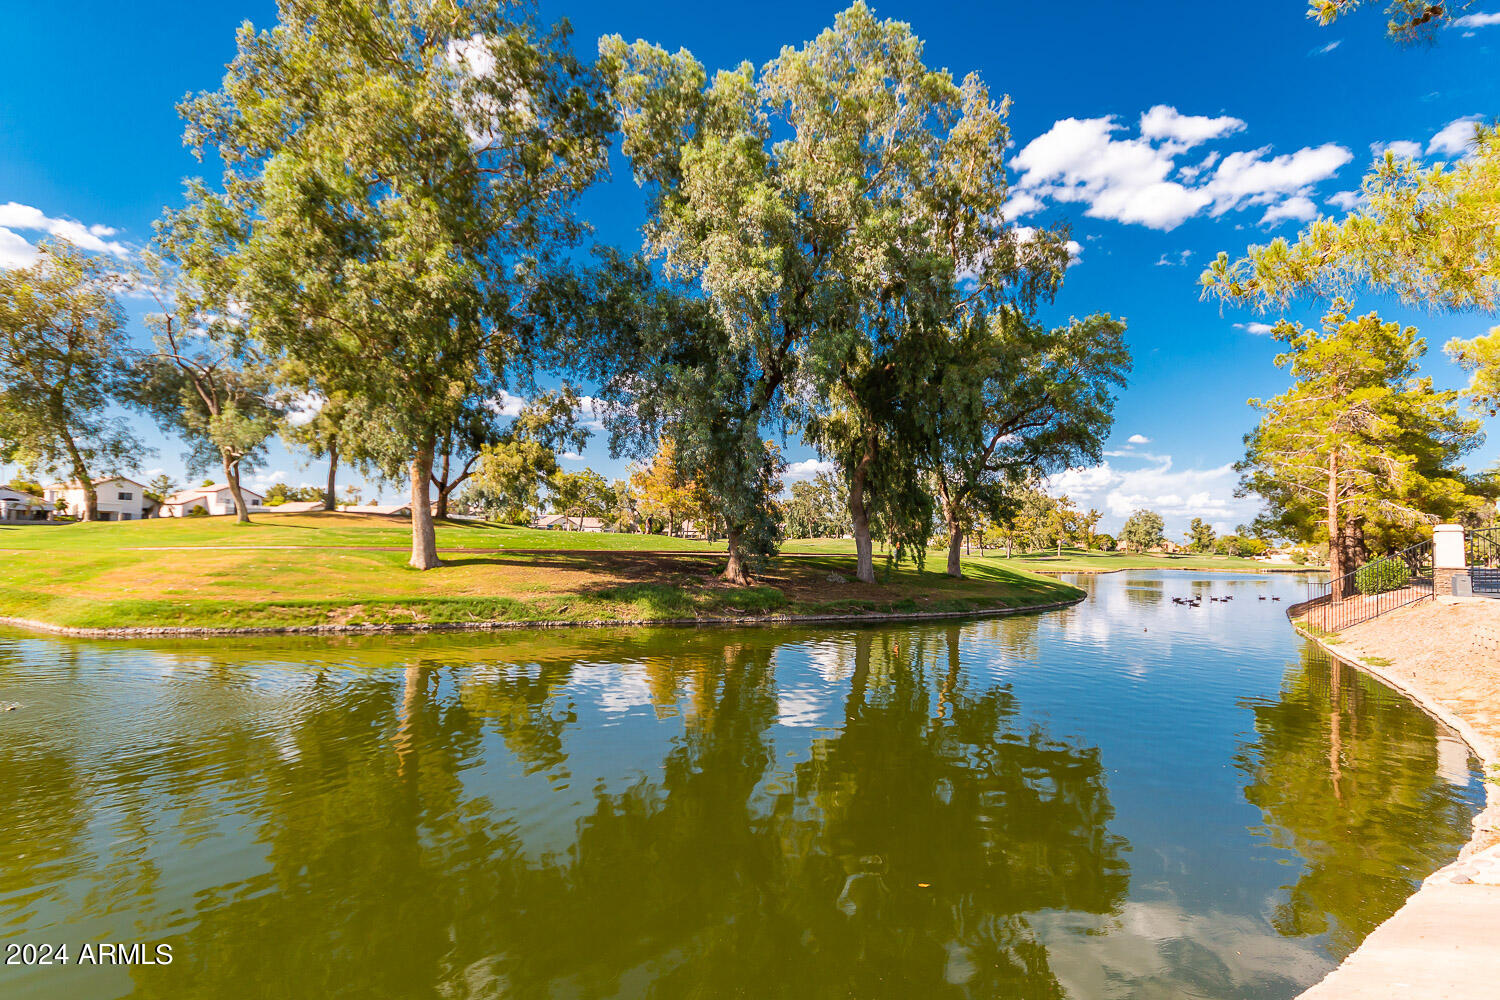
top-left (1354, 557), bottom-right (1411, 595)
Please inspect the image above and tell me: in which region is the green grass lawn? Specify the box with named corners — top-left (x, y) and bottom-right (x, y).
top-left (0, 513), bottom-right (1083, 631)
top-left (0, 511), bottom-right (723, 553)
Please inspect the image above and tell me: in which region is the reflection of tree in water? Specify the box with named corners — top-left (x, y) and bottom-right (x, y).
top-left (1236, 647), bottom-right (1478, 959)
top-left (98, 625), bottom-right (1131, 999)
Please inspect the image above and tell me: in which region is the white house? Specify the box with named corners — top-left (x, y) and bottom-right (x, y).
top-left (159, 484), bottom-right (266, 517)
top-left (531, 512), bottom-right (606, 532)
top-left (266, 500), bottom-right (326, 513)
top-left (342, 502), bottom-right (413, 516)
top-left (43, 477), bottom-right (152, 521)
top-left (0, 487), bottom-right (54, 522)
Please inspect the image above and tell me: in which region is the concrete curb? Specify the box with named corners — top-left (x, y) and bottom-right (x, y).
top-left (1292, 622), bottom-right (1500, 1000)
top-left (0, 594), bottom-right (1085, 641)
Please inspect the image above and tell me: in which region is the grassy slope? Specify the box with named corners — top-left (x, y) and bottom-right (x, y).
top-left (0, 514), bottom-right (1081, 630)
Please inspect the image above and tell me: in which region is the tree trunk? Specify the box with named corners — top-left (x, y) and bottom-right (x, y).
top-left (61, 431), bottom-right (97, 521)
top-left (433, 447), bottom-right (451, 521)
top-left (409, 435), bottom-right (440, 570)
top-left (722, 525), bottom-right (750, 585)
top-left (1327, 451), bottom-right (1344, 601)
top-left (945, 520), bottom-right (964, 578)
top-left (224, 454), bottom-right (251, 524)
top-left (324, 437), bottom-right (339, 511)
top-left (848, 433), bottom-right (877, 584)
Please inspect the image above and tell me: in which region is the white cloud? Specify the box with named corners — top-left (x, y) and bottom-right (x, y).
top-left (1234, 321), bottom-right (1275, 335)
top-left (283, 391), bottom-right (325, 427)
top-left (0, 228), bottom-right (36, 268)
top-left (1002, 190), bottom-right (1044, 219)
top-left (249, 470), bottom-right (288, 489)
top-left (1370, 139), bottom-right (1423, 160)
top-left (1154, 250), bottom-right (1193, 267)
top-left (1326, 189), bottom-right (1362, 211)
top-left (1137, 105), bottom-right (1245, 149)
top-left (1011, 112), bottom-right (1351, 232)
top-left (1203, 144), bottom-right (1352, 216)
top-left (1126, 434), bottom-right (1151, 444)
top-left (486, 389), bottom-right (528, 416)
top-left (1012, 116), bottom-right (1214, 231)
top-left (1453, 11), bottom-right (1500, 28)
top-left (784, 458), bottom-right (834, 481)
top-left (1428, 115), bottom-right (1484, 156)
top-left (1313, 39), bottom-right (1343, 54)
top-left (0, 202), bottom-right (129, 261)
top-left (1260, 194), bottom-right (1318, 226)
top-left (1045, 453), bottom-right (1257, 532)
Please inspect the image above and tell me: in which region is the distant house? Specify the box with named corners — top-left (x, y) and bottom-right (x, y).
top-left (341, 502), bottom-right (413, 517)
top-left (266, 500), bottom-right (326, 513)
top-left (0, 487), bottom-right (54, 522)
top-left (43, 477), bottom-right (152, 521)
top-left (530, 512), bottom-right (606, 532)
top-left (159, 484), bottom-right (266, 517)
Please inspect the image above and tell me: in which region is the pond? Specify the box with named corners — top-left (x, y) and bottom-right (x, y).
top-left (0, 571), bottom-right (1484, 1000)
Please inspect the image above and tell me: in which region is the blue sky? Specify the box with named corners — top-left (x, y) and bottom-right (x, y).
top-left (3, 1), bottom-right (1497, 535)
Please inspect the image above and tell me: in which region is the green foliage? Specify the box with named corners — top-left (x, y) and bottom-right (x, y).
top-left (550, 468), bottom-right (612, 528)
top-left (1214, 534), bottom-right (1268, 558)
top-left (925, 310), bottom-right (1129, 572)
top-left (1120, 510), bottom-right (1166, 552)
top-left (464, 390), bottom-right (584, 519)
top-left (1237, 301), bottom-right (1485, 579)
top-left (1091, 533), bottom-right (1117, 552)
top-left (0, 241), bottom-right (146, 517)
top-left (1186, 518), bottom-right (1216, 553)
top-left (145, 474), bottom-right (179, 502)
top-left (783, 471), bottom-right (851, 539)
top-left (1448, 327), bottom-right (1500, 417)
top-left (1306, 0), bottom-right (1473, 41)
top-left (129, 249), bottom-right (282, 521)
top-left (1354, 556), bottom-right (1412, 594)
top-left (184, 0), bottom-right (611, 564)
top-left (600, 3), bottom-right (1070, 581)
top-left (1204, 124), bottom-right (1500, 421)
top-left (264, 483), bottom-right (322, 506)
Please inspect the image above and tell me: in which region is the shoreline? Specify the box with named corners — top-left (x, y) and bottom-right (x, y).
top-left (1292, 616), bottom-right (1500, 1000)
top-left (0, 594), bottom-right (1086, 640)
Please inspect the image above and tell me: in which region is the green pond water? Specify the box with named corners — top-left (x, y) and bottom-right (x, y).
top-left (0, 571), bottom-right (1484, 999)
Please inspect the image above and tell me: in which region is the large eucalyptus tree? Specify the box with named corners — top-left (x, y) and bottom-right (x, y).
top-left (601, 2), bottom-right (1068, 582)
top-left (180, 0), bottom-right (611, 567)
top-left (0, 241), bottom-right (143, 521)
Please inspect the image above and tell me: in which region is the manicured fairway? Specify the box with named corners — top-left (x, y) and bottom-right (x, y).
top-left (0, 513), bottom-right (1083, 630)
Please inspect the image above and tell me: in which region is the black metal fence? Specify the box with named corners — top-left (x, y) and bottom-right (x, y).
top-left (1470, 526), bottom-right (1500, 567)
top-left (1293, 537), bottom-right (1434, 633)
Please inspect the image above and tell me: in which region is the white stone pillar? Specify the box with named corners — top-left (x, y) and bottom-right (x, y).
top-left (1433, 524), bottom-right (1468, 597)
top-left (1433, 524), bottom-right (1466, 569)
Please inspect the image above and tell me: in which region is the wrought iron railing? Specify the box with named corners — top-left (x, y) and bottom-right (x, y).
top-left (1469, 526), bottom-right (1500, 568)
top-left (1292, 537), bottom-right (1434, 633)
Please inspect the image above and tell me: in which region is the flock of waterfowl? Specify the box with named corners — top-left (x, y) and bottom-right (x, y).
top-left (1170, 593), bottom-right (1281, 608)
